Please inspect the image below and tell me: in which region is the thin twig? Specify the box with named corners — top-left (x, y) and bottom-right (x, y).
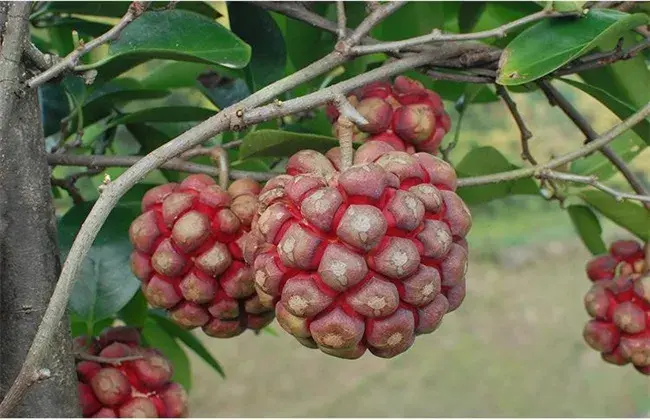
top-left (426, 69), bottom-right (493, 84)
top-left (554, 37), bottom-right (650, 76)
top-left (46, 154), bottom-right (274, 182)
top-left (333, 91), bottom-right (369, 126)
top-left (23, 42), bottom-right (55, 72)
top-left (495, 85), bottom-right (536, 164)
top-left (457, 101), bottom-right (650, 187)
top-left (538, 169), bottom-right (650, 204)
top-left (350, 9), bottom-right (581, 55)
top-left (336, 1), bottom-right (346, 41)
top-left (25, 1), bottom-right (151, 89)
top-left (209, 148), bottom-right (229, 190)
top-left (538, 80), bottom-right (650, 210)
top-left (51, 178), bottom-right (84, 205)
top-left (74, 352), bottom-right (143, 365)
top-left (336, 116), bottom-right (355, 171)
top-left (342, 1), bottom-right (405, 48)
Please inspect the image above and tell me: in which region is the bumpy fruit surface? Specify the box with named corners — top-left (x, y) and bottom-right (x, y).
top-left (245, 142), bottom-right (471, 359)
top-left (75, 327), bottom-right (188, 418)
top-left (325, 76), bottom-right (451, 154)
top-left (582, 239), bottom-right (650, 374)
top-left (129, 175), bottom-right (274, 338)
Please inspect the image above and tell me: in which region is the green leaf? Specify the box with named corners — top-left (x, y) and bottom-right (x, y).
top-left (455, 146), bottom-right (540, 205)
top-left (239, 130), bottom-right (339, 160)
top-left (198, 76), bottom-right (251, 110)
top-left (580, 190), bottom-right (650, 241)
top-left (372, 2), bottom-right (445, 41)
top-left (59, 203), bottom-right (141, 327)
top-left (141, 318), bottom-right (192, 391)
top-left (125, 123), bottom-right (180, 182)
top-left (39, 82), bottom-right (70, 137)
top-left (228, 3), bottom-right (286, 92)
top-left (567, 204), bottom-right (607, 255)
top-left (149, 311), bottom-right (225, 378)
top-left (551, 1), bottom-right (587, 13)
top-left (34, 17), bottom-right (113, 39)
top-left (41, 2), bottom-right (132, 18)
top-left (558, 78), bottom-right (650, 143)
top-left (459, 1), bottom-right (487, 33)
top-left (118, 290), bottom-right (148, 328)
top-left (470, 2), bottom-right (543, 48)
top-left (282, 3), bottom-right (330, 72)
top-left (578, 33), bottom-right (650, 116)
top-left (89, 10), bottom-right (251, 83)
top-left (109, 106), bottom-right (215, 127)
top-left (497, 9), bottom-right (649, 85)
top-left (80, 79), bottom-right (170, 127)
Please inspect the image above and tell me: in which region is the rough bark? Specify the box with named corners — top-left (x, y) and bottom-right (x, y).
top-left (0, 6), bottom-right (80, 417)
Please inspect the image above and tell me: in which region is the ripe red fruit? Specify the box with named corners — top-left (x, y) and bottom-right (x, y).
top-left (76, 327), bottom-right (188, 418)
top-left (325, 76), bottom-right (451, 155)
top-left (128, 175), bottom-right (274, 338)
top-left (582, 239), bottom-right (650, 374)
top-left (245, 142), bottom-right (471, 359)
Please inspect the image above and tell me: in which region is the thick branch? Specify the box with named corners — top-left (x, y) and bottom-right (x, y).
top-left (350, 9), bottom-right (580, 55)
top-left (457, 101), bottom-right (650, 187)
top-left (0, 2), bottom-right (31, 142)
top-left (23, 42), bottom-right (54, 72)
top-left (538, 80), bottom-right (650, 209)
top-left (46, 154), bottom-right (275, 182)
top-left (25, 2), bottom-right (151, 89)
top-left (538, 169), bottom-right (650, 204)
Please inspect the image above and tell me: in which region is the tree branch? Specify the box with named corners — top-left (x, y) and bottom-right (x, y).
top-left (495, 85), bottom-right (536, 164)
top-left (457, 101), bottom-right (650, 187)
top-left (0, 2), bottom-right (31, 142)
top-left (74, 352), bottom-right (143, 366)
top-left (336, 1), bottom-right (346, 40)
top-left (332, 91), bottom-right (368, 126)
top-left (538, 169), bottom-right (650, 204)
top-left (554, 37), bottom-right (650, 76)
top-left (350, 9), bottom-right (581, 55)
top-left (46, 154), bottom-right (275, 182)
top-left (23, 42), bottom-right (55, 72)
top-left (25, 1), bottom-right (151, 89)
top-left (538, 80), bottom-right (650, 210)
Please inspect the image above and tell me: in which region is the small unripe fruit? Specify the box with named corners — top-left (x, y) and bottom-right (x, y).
top-left (76, 327), bottom-right (188, 417)
top-left (582, 240), bottom-right (650, 375)
top-left (326, 76), bottom-right (451, 154)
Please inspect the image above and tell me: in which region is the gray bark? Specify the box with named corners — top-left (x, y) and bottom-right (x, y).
top-left (0, 4), bottom-right (80, 417)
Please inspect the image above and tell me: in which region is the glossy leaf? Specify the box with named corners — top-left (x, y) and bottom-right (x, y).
top-left (90, 10), bottom-right (251, 83)
top-left (559, 78), bottom-right (650, 143)
top-left (198, 74), bottom-right (251, 110)
top-left (459, 1), bottom-right (487, 33)
top-left (580, 190), bottom-right (650, 241)
top-left (578, 33), bottom-right (650, 117)
top-left (228, 2), bottom-right (287, 92)
top-left (239, 130), bottom-right (339, 160)
top-left (118, 290), bottom-right (148, 328)
top-left (34, 17), bottom-right (113, 38)
top-left (39, 82), bottom-right (70, 137)
top-left (108, 106), bottom-right (215, 127)
top-left (282, 2), bottom-right (330, 72)
top-left (149, 311), bottom-right (225, 378)
top-left (497, 9), bottom-right (648, 85)
top-left (567, 204), bottom-right (607, 255)
top-left (456, 146), bottom-right (540, 205)
top-left (470, 2), bottom-right (543, 47)
top-left (59, 203), bottom-right (141, 326)
top-left (141, 318), bottom-right (192, 391)
top-left (372, 2), bottom-right (445, 41)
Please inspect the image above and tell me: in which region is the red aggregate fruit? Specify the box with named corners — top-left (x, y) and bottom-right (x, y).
top-left (128, 175), bottom-right (274, 338)
top-left (325, 76), bottom-right (451, 155)
top-left (582, 239), bottom-right (650, 374)
top-left (75, 327), bottom-right (188, 418)
top-left (245, 142), bottom-right (471, 359)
